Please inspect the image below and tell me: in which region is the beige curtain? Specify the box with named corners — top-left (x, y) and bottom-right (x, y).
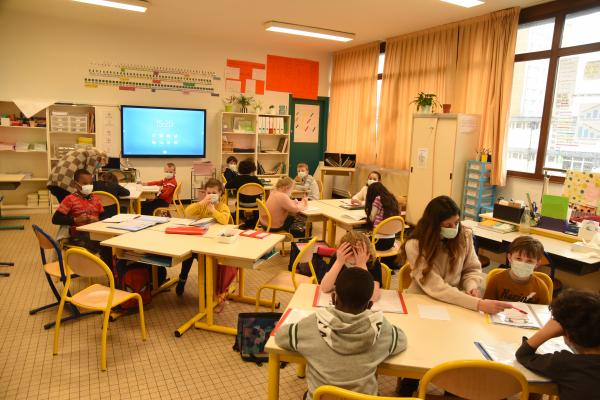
top-left (455, 8), bottom-right (520, 185)
top-left (377, 25), bottom-right (459, 169)
top-left (327, 42), bottom-right (379, 164)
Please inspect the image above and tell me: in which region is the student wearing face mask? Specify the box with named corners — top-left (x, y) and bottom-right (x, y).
top-left (176, 178), bottom-right (230, 295)
top-left (320, 231), bottom-right (382, 302)
top-left (294, 162), bottom-right (320, 200)
top-left (51, 169), bottom-right (112, 266)
top-left (351, 171), bottom-right (381, 205)
top-left (223, 156), bottom-right (238, 183)
top-left (141, 162), bottom-right (178, 215)
top-left (483, 236), bottom-right (550, 305)
top-left (261, 177), bottom-right (307, 233)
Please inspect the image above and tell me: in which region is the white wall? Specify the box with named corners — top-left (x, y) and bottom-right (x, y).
top-left (0, 10), bottom-right (332, 199)
top-left (498, 176), bottom-right (564, 205)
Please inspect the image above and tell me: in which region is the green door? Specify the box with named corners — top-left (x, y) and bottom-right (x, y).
top-left (288, 95), bottom-right (329, 178)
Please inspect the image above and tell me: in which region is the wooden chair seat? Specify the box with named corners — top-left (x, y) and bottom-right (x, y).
top-left (71, 284), bottom-right (139, 310)
top-left (375, 240), bottom-right (401, 258)
top-left (261, 271), bottom-right (314, 293)
top-left (44, 261), bottom-right (66, 278)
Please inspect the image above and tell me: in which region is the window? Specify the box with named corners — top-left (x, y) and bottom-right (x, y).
top-left (507, 3), bottom-right (600, 179)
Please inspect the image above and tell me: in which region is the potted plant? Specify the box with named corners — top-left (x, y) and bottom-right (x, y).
top-left (253, 101), bottom-right (263, 114)
top-left (222, 96), bottom-right (236, 112)
top-left (410, 92), bottom-right (440, 113)
top-left (236, 94), bottom-right (254, 113)
top-left (268, 105), bottom-right (275, 115)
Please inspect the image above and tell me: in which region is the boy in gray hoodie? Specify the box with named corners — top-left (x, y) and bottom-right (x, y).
top-left (275, 267), bottom-right (407, 399)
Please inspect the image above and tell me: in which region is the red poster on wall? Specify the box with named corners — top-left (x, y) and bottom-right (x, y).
top-left (266, 55), bottom-right (319, 100)
top-left (225, 59), bottom-right (265, 95)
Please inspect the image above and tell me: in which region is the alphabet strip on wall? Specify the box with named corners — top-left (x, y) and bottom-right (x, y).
top-left (84, 62), bottom-right (221, 96)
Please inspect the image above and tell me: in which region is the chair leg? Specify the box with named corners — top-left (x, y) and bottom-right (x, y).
top-left (136, 294), bottom-right (147, 341)
top-left (100, 309), bottom-right (110, 371)
top-left (30, 301), bottom-right (60, 315)
top-left (255, 287), bottom-right (264, 311)
top-left (52, 295), bottom-right (67, 355)
top-left (271, 289), bottom-right (277, 312)
top-left (296, 363), bottom-right (306, 378)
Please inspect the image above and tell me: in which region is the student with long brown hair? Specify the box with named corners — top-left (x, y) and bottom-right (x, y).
top-left (400, 195), bottom-right (511, 314)
top-left (365, 182), bottom-right (400, 269)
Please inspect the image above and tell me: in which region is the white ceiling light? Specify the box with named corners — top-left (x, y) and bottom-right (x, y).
top-left (72, 0), bottom-right (149, 13)
top-left (265, 21), bottom-right (354, 42)
top-left (440, 0), bottom-right (484, 8)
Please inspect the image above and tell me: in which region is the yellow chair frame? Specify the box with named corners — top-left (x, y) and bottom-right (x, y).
top-left (54, 248), bottom-right (147, 371)
top-left (221, 174), bottom-right (228, 203)
top-left (313, 385), bottom-right (419, 400)
top-left (255, 236), bottom-right (318, 311)
top-left (380, 262), bottom-right (392, 290)
top-left (315, 178), bottom-right (324, 200)
top-left (417, 360), bottom-right (529, 400)
top-left (235, 182), bottom-right (265, 225)
top-left (486, 268), bottom-right (553, 302)
top-left (371, 216), bottom-right (405, 259)
top-left (92, 190), bottom-right (120, 214)
top-left (398, 262), bottom-right (412, 291)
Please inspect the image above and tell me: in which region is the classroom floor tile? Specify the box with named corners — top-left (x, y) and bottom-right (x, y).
top-left (0, 214), bottom-right (402, 399)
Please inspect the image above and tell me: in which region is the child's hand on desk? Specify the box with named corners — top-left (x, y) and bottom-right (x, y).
top-left (88, 215), bottom-right (99, 223)
top-left (477, 299), bottom-right (512, 314)
top-left (74, 215), bottom-right (90, 224)
top-left (528, 319), bottom-right (564, 348)
top-left (350, 198), bottom-right (361, 205)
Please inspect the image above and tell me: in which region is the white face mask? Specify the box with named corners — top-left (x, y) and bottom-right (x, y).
top-left (165, 172), bottom-right (174, 179)
top-left (80, 184), bottom-right (93, 196)
top-left (440, 224), bottom-right (459, 239)
top-left (367, 179), bottom-right (377, 186)
top-left (228, 164), bottom-right (237, 172)
top-left (208, 193), bottom-right (219, 204)
top-left (297, 171), bottom-right (307, 178)
top-left (510, 260), bottom-right (535, 279)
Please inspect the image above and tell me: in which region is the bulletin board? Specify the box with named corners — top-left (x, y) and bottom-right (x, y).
top-left (266, 55), bottom-right (319, 100)
top-left (293, 104), bottom-right (320, 143)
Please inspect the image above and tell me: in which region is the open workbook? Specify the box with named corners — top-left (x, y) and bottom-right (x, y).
top-left (475, 338), bottom-right (571, 382)
top-left (488, 302), bottom-right (551, 329)
top-left (312, 286), bottom-right (407, 314)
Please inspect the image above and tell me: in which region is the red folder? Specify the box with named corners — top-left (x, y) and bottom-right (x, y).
top-left (165, 226), bottom-right (207, 235)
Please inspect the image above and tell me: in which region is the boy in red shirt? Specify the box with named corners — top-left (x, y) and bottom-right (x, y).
top-left (141, 162), bottom-right (177, 215)
top-left (52, 169), bottom-right (112, 265)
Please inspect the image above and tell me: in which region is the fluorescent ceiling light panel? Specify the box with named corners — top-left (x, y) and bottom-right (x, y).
top-left (440, 0), bottom-right (484, 8)
top-left (72, 0), bottom-right (148, 13)
top-left (265, 21), bottom-right (354, 42)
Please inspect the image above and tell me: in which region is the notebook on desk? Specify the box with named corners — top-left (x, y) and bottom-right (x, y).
top-left (109, 220), bottom-right (157, 232)
top-left (488, 302), bottom-right (551, 329)
top-left (312, 286), bottom-right (407, 314)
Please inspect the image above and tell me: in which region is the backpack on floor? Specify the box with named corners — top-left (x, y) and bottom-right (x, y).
top-left (115, 260), bottom-right (152, 309)
top-left (233, 312), bottom-right (282, 366)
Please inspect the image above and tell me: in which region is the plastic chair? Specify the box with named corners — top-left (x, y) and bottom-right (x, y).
top-left (398, 262), bottom-right (412, 291)
top-left (381, 262), bottom-right (392, 290)
top-left (92, 190), bottom-right (120, 214)
top-left (417, 360), bottom-right (529, 400)
top-left (54, 248), bottom-right (147, 371)
top-left (30, 224), bottom-right (98, 329)
top-left (255, 236), bottom-right (318, 311)
top-left (371, 216), bottom-right (405, 259)
top-left (170, 182), bottom-right (185, 217)
top-left (486, 268), bottom-right (553, 302)
top-left (313, 385), bottom-right (419, 400)
top-left (235, 182), bottom-right (265, 224)
top-left (221, 174), bottom-right (228, 203)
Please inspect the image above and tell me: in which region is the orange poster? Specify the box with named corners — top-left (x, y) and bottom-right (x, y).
top-left (225, 59), bottom-right (265, 95)
top-left (266, 55), bottom-right (319, 100)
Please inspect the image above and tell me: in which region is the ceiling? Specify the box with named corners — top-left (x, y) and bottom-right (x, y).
top-left (1, 0), bottom-right (550, 53)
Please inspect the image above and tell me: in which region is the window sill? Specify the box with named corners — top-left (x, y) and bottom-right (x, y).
top-left (507, 170), bottom-right (566, 184)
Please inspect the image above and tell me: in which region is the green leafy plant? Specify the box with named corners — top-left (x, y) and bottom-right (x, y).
top-left (222, 96), bottom-right (236, 105)
top-left (410, 92), bottom-right (440, 111)
top-left (236, 94), bottom-right (254, 107)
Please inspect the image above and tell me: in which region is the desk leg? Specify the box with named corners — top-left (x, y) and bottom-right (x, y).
top-left (150, 265), bottom-right (179, 296)
top-left (195, 256), bottom-right (236, 335)
top-left (326, 219), bottom-right (337, 246)
top-left (267, 353), bottom-right (281, 400)
top-left (227, 268), bottom-right (278, 308)
top-left (174, 254), bottom-right (206, 337)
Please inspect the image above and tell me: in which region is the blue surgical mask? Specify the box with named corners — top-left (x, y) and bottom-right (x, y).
top-left (440, 224), bottom-right (459, 239)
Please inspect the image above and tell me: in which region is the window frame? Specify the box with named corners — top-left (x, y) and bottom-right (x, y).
top-left (507, 0), bottom-right (600, 183)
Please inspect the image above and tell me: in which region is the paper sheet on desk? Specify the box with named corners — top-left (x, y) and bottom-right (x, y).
top-left (103, 214), bottom-right (139, 223)
top-left (341, 210), bottom-right (367, 221)
top-left (417, 304), bottom-right (450, 320)
top-left (475, 338), bottom-right (570, 382)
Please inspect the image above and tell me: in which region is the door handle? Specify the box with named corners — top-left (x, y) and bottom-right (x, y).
top-left (410, 167), bottom-right (413, 173)
top-left (449, 172), bottom-right (453, 180)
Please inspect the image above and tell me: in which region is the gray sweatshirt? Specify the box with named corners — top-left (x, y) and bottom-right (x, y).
top-left (275, 307), bottom-right (407, 399)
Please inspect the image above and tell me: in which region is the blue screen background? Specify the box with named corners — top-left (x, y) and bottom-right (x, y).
top-left (122, 107), bottom-right (205, 156)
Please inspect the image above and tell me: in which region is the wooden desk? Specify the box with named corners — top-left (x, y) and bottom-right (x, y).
top-left (120, 183), bottom-right (160, 214)
top-left (479, 212), bottom-right (579, 243)
top-left (319, 167), bottom-right (355, 198)
top-left (0, 174), bottom-right (29, 230)
top-left (264, 284), bottom-right (558, 400)
top-left (77, 221), bottom-right (131, 241)
top-left (314, 199), bottom-right (367, 245)
top-left (176, 231), bottom-right (286, 337)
